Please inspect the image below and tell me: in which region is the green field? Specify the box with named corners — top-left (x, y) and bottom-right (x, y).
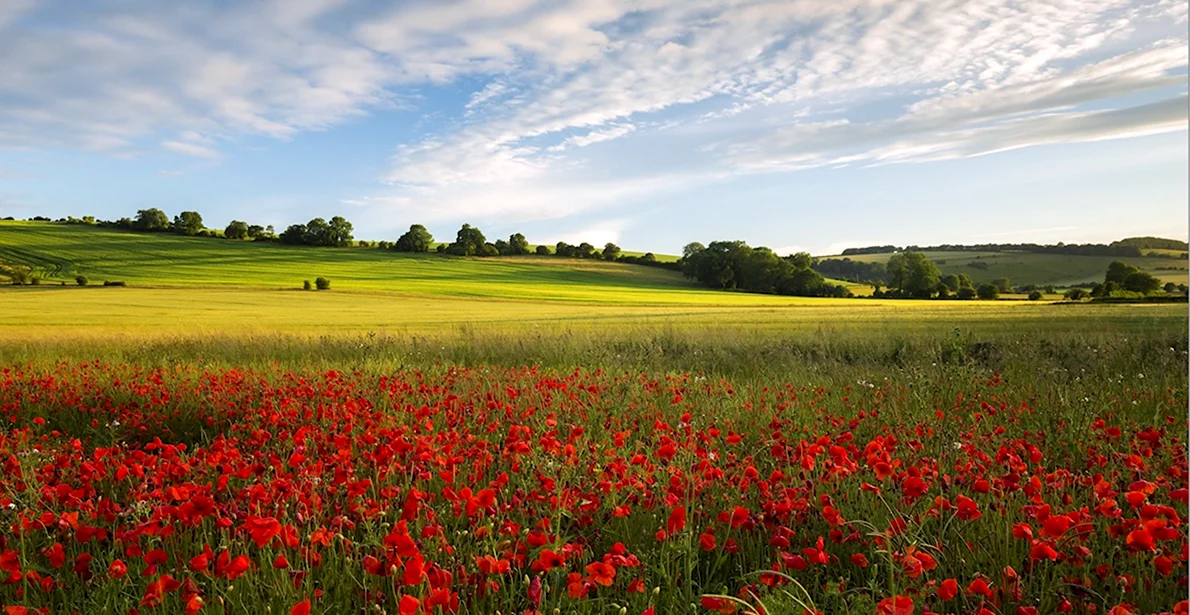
top-left (824, 249), bottom-right (1188, 287)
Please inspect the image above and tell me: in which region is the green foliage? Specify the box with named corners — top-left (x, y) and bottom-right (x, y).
top-left (535, 245), bottom-right (551, 256)
top-left (1028, 290), bottom-right (1043, 301)
top-left (1122, 271), bottom-right (1161, 294)
top-left (1112, 236), bottom-right (1189, 251)
top-left (172, 211), bottom-right (204, 236)
top-left (681, 241), bottom-right (845, 297)
top-left (224, 220), bottom-right (250, 240)
top-left (976, 283), bottom-right (1000, 300)
top-left (603, 242), bottom-right (621, 261)
top-left (134, 208), bottom-right (170, 231)
top-left (506, 233), bottom-right (530, 256)
top-left (75, 275), bottom-right (87, 286)
top-left (886, 252), bottom-right (941, 298)
top-left (278, 217), bottom-right (354, 247)
top-left (1063, 288), bottom-right (1088, 301)
top-left (102, 280), bottom-right (126, 287)
top-left (314, 277), bottom-right (330, 290)
top-left (447, 224), bottom-right (488, 256)
top-left (956, 286), bottom-right (977, 300)
top-left (303, 280), bottom-right (312, 290)
top-left (991, 277), bottom-right (1012, 293)
top-left (1105, 261), bottom-right (1140, 284)
top-left (394, 224), bottom-right (434, 253)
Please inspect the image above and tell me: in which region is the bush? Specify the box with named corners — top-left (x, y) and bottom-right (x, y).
top-left (103, 280), bottom-right (126, 287)
top-left (976, 284), bottom-right (1000, 300)
top-left (956, 287), bottom-right (977, 300)
top-left (75, 276), bottom-right (88, 286)
top-left (1064, 288), bottom-right (1088, 300)
top-left (535, 245), bottom-right (551, 256)
top-left (303, 280), bottom-right (312, 291)
top-left (1028, 290), bottom-right (1043, 301)
top-left (314, 277), bottom-right (331, 290)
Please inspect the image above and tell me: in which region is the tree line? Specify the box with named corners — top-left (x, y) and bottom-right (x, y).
top-left (679, 241), bottom-right (852, 298)
top-left (841, 242), bottom-right (1146, 258)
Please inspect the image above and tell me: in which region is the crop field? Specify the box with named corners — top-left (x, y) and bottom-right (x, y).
top-left (1, 223), bottom-right (1188, 615)
top-left (826, 250), bottom-right (1188, 288)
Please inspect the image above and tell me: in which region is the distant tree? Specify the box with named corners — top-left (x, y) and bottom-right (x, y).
top-left (75, 275), bottom-right (88, 286)
top-left (480, 243), bottom-right (500, 257)
top-left (394, 224), bottom-right (434, 253)
top-left (280, 224), bottom-right (308, 245)
top-left (1121, 271), bottom-right (1161, 294)
top-left (603, 243), bottom-right (622, 261)
top-left (224, 220), bottom-right (250, 240)
top-left (493, 239), bottom-right (510, 254)
top-left (326, 216), bottom-right (354, 247)
top-left (314, 277), bottom-right (331, 290)
top-left (173, 211), bottom-right (204, 235)
top-left (1028, 290), bottom-right (1043, 301)
top-left (535, 245), bottom-right (551, 256)
top-left (1164, 282), bottom-right (1179, 293)
top-left (555, 242), bottom-right (575, 257)
top-left (507, 233), bottom-right (530, 256)
top-left (134, 208), bottom-right (170, 231)
top-left (991, 277), bottom-right (1012, 293)
top-left (303, 280), bottom-right (312, 290)
top-left (447, 224), bottom-right (487, 256)
top-left (939, 274), bottom-right (961, 292)
top-left (640, 252), bottom-right (656, 263)
top-left (247, 224), bottom-right (266, 238)
top-left (576, 242), bottom-right (596, 259)
top-left (1105, 261), bottom-right (1140, 284)
top-left (976, 283), bottom-right (1000, 300)
top-left (1063, 288), bottom-right (1088, 300)
top-left (956, 286), bottom-right (977, 300)
top-left (887, 252), bottom-right (941, 298)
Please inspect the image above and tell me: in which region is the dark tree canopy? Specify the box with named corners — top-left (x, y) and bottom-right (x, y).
top-left (173, 211), bottom-right (204, 236)
top-left (447, 224), bottom-right (488, 256)
top-left (1121, 271), bottom-right (1161, 294)
top-left (886, 252), bottom-right (941, 298)
top-left (1105, 261), bottom-right (1140, 284)
top-left (224, 220), bottom-right (250, 240)
top-left (134, 208), bottom-right (170, 231)
top-left (681, 240), bottom-right (849, 298)
top-left (394, 224), bottom-right (434, 252)
top-left (602, 243), bottom-right (621, 261)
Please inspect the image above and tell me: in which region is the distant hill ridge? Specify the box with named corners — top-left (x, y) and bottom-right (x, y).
top-left (839, 237), bottom-right (1187, 257)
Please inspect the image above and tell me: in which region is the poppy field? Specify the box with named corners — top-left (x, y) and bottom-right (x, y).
top-left (0, 331), bottom-right (1186, 615)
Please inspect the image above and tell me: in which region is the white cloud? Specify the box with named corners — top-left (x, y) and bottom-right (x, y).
top-left (0, 0), bottom-right (1184, 225)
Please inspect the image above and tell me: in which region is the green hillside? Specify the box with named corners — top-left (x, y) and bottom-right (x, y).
top-left (824, 250), bottom-right (1188, 288)
top-left (0, 221), bottom-right (856, 305)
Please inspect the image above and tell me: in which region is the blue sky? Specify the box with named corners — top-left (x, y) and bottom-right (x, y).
top-left (0, 0), bottom-right (1186, 255)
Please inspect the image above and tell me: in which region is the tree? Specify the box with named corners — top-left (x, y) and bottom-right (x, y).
top-left (1063, 288), bottom-right (1088, 300)
top-left (1163, 282), bottom-right (1178, 293)
top-left (1028, 290), bottom-right (1043, 301)
top-left (1121, 271), bottom-right (1161, 294)
top-left (976, 283), bottom-right (1000, 300)
top-left (225, 220), bottom-right (250, 240)
top-left (326, 216), bottom-right (354, 247)
top-left (886, 252), bottom-right (941, 298)
top-left (939, 274), bottom-right (961, 292)
top-left (134, 208), bottom-right (170, 231)
top-left (956, 287), bottom-right (977, 300)
top-left (1105, 261), bottom-right (1139, 284)
top-left (602, 243), bottom-right (621, 261)
top-left (447, 224), bottom-right (487, 256)
top-left (314, 277), bottom-right (331, 290)
top-left (535, 245), bottom-right (551, 256)
top-left (280, 224), bottom-right (308, 245)
top-left (991, 277), bottom-right (1012, 293)
top-left (576, 242), bottom-right (596, 259)
top-left (247, 224), bottom-right (266, 239)
top-left (493, 239), bottom-right (510, 255)
top-left (394, 224), bottom-right (434, 252)
top-left (75, 275), bottom-right (88, 286)
top-left (555, 242), bottom-right (575, 257)
top-left (507, 233), bottom-right (530, 256)
top-left (173, 211), bottom-right (204, 235)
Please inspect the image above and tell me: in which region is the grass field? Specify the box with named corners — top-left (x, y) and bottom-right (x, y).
top-left (823, 249), bottom-right (1188, 287)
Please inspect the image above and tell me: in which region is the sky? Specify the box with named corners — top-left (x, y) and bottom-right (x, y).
top-left (0, 0), bottom-right (1186, 255)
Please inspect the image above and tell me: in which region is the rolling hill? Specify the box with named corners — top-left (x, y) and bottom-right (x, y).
top-left (820, 250), bottom-right (1188, 288)
top-left (0, 221), bottom-right (860, 305)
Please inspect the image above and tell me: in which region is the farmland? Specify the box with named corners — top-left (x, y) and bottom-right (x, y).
top-left (822, 250), bottom-right (1187, 288)
top-left (0, 221), bottom-right (1187, 615)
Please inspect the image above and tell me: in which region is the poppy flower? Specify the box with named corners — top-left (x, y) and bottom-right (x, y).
top-left (877, 595), bottom-right (914, 615)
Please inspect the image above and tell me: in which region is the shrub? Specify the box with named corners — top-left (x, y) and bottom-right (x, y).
top-left (75, 276), bottom-right (88, 286)
top-left (535, 245), bottom-right (551, 256)
top-left (976, 284), bottom-right (1000, 300)
top-left (314, 277), bottom-right (331, 290)
top-left (1064, 288), bottom-right (1088, 300)
top-left (103, 280), bottom-right (126, 287)
top-left (956, 287), bottom-right (977, 300)
top-left (1028, 290), bottom-right (1043, 301)
top-left (303, 280), bottom-right (312, 291)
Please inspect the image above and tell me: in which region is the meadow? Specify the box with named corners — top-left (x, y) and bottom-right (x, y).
top-left (0, 222), bottom-right (1187, 615)
top-left (830, 250), bottom-right (1187, 288)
